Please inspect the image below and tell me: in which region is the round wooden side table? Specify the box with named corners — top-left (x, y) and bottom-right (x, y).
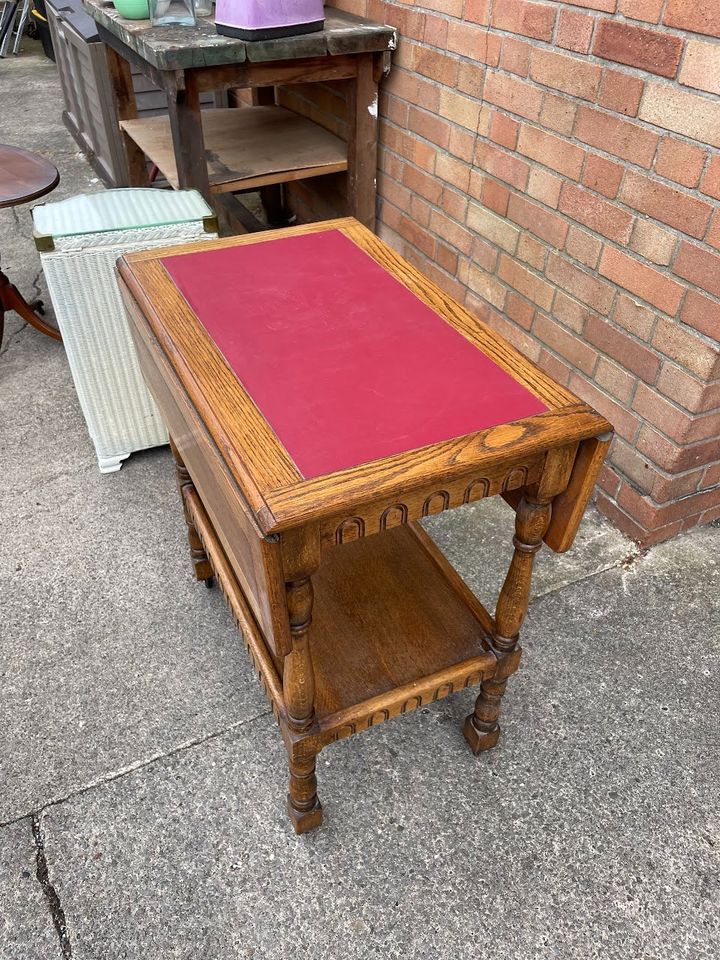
top-left (0, 144), bottom-right (61, 347)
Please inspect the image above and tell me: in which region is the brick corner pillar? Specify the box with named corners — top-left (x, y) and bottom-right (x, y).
top-left (592, 293), bottom-right (720, 545)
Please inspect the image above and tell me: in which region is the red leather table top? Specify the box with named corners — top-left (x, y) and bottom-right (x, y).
top-left (162, 230), bottom-right (546, 480)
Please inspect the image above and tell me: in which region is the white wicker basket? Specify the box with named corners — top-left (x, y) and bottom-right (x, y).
top-left (33, 189), bottom-right (217, 473)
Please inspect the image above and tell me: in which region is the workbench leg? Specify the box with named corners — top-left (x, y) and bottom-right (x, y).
top-left (464, 494), bottom-right (552, 754)
top-left (166, 73), bottom-right (212, 201)
top-left (105, 46), bottom-right (149, 187)
top-left (252, 86), bottom-right (292, 227)
top-left (283, 576), bottom-right (323, 833)
top-left (347, 52), bottom-right (379, 230)
top-left (259, 185), bottom-right (291, 228)
top-left (169, 437), bottom-right (214, 585)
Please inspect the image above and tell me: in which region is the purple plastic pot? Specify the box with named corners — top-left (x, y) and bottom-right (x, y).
top-left (215, 0), bottom-right (325, 40)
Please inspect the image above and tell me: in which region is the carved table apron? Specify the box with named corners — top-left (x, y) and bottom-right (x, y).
top-left (118, 217), bottom-right (613, 833)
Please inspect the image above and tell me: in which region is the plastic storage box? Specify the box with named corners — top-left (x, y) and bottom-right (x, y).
top-left (33, 188), bottom-right (218, 472)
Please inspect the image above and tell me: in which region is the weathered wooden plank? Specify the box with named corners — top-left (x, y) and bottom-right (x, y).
top-left (83, 0), bottom-right (394, 72)
top-left (119, 106), bottom-right (347, 192)
top-left (325, 9), bottom-right (398, 56)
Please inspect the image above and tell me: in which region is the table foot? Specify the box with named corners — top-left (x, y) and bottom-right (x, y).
top-left (287, 796), bottom-right (324, 835)
top-left (462, 677), bottom-right (506, 755)
top-left (463, 713), bottom-right (501, 754)
top-left (0, 269), bottom-right (61, 342)
top-left (287, 754), bottom-right (323, 834)
top-left (259, 185), bottom-right (295, 229)
top-left (98, 453), bottom-right (127, 473)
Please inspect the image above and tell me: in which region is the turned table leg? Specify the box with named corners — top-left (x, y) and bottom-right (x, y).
top-left (283, 576), bottom-right (323, 833)
top-left (169, 437), bottom-right (214, 586)
top-left (464, 494), bottom-right (552, 753)
top-left (464, 445), bottom-right (577, 754)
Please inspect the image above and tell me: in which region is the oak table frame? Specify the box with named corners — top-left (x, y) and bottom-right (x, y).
top-left (82, 1), bottom-right (395, 231)
top-left (118, 218), bottom-right (612, 833)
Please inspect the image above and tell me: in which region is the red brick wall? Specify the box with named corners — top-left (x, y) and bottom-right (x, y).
top-left (285, 0), bottom-right (720, 546)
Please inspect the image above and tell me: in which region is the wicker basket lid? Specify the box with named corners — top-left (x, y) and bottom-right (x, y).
top-left (32, 188), bottom-right (214, 241)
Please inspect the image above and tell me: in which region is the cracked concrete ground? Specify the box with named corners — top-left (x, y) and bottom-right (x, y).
top-left (1, 47), bottom-right (719, 960)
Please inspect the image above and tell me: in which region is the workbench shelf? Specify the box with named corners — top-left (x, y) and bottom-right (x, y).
top-left (120, 105), bottom-right (347, 194)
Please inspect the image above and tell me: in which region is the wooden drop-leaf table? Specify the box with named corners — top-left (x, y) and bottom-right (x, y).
top-left (118, 218), bottom-right (613, 833)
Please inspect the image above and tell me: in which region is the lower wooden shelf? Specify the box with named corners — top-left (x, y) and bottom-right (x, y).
top-left (185, 489), bottom-right (497, 748)
top-left (311, 525), bottom-right (497, 739)
top-left (120, 105), bottom-right (348, 193)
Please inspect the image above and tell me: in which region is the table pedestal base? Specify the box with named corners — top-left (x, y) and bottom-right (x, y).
top-left (0, 267), bottom-right (61, 346)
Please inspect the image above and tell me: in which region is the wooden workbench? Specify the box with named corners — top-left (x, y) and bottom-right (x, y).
top-left (83, 1), bottom-right (395, 229)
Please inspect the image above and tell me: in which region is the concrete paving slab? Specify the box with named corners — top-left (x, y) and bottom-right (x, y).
top-left (0, 820), bottom-right (59, 960)
top-left (0, 330), bottom-right (93, 493)
top-left (0, 445), bottom-right (271, 824)
top-left (0, 51), bottom-right (271, 825)
top-left (41, 524), bottom-right (720, 960)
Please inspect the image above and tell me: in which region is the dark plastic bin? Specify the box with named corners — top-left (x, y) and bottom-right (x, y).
top-left (32, 0), bottom-right (56, 61)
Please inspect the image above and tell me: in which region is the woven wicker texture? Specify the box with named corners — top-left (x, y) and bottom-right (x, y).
top-left (37, 197), bottom-right (216, 472)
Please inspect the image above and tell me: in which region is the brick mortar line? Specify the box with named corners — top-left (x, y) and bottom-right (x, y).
top-left (380, 144), bottom-right (632, 326)
top-left (610, 462), bottom-right (720, 509)
top-left (385, 194), bottom-right (631, 404)
top-left (384, 80), bottom-right (720, 257)
top-left (628, 383), bottom-right (720, 424)
top-left (379, 119), bottom-right (720, 339)
top-left (385, 1), bottom-right (720, 56)
top-left (480, 125), bottom-right (714, 252)
top-left (380, 0), bottom-right (708, 38)
top-left (378, 172), bottom-right (714, 402)
top-left (380, 167), bottom-right (640, 356)
top-left (379, 186), bottom-right (719, 436)
top-left (388, 57), bottom-right (720, 192)
top-left (388, 81), bottom-right (488, 139)
top-left (386, 223), bottom-right (718, 485)
top-left (376, 56), bottom-right (720, 409)
top-left (382, 214), bottom-right (612, 382)
top-left (596, 492), bottom-right (684, 538)
top-left (390, 29), bottom-right (720, 151)
top-left (614, 434), bottom-right (720, 483)
top-left (387, 55), bottom-right (720, 202)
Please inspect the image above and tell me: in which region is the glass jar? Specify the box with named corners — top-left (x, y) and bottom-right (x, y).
top-left (194, 0), bottom-right (213, 15)
top-left (149, 0), bottom-right (196, 26)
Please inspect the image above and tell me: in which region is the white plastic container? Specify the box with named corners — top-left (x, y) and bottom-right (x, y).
top-left (33, 188), bottom-right (218, 472)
